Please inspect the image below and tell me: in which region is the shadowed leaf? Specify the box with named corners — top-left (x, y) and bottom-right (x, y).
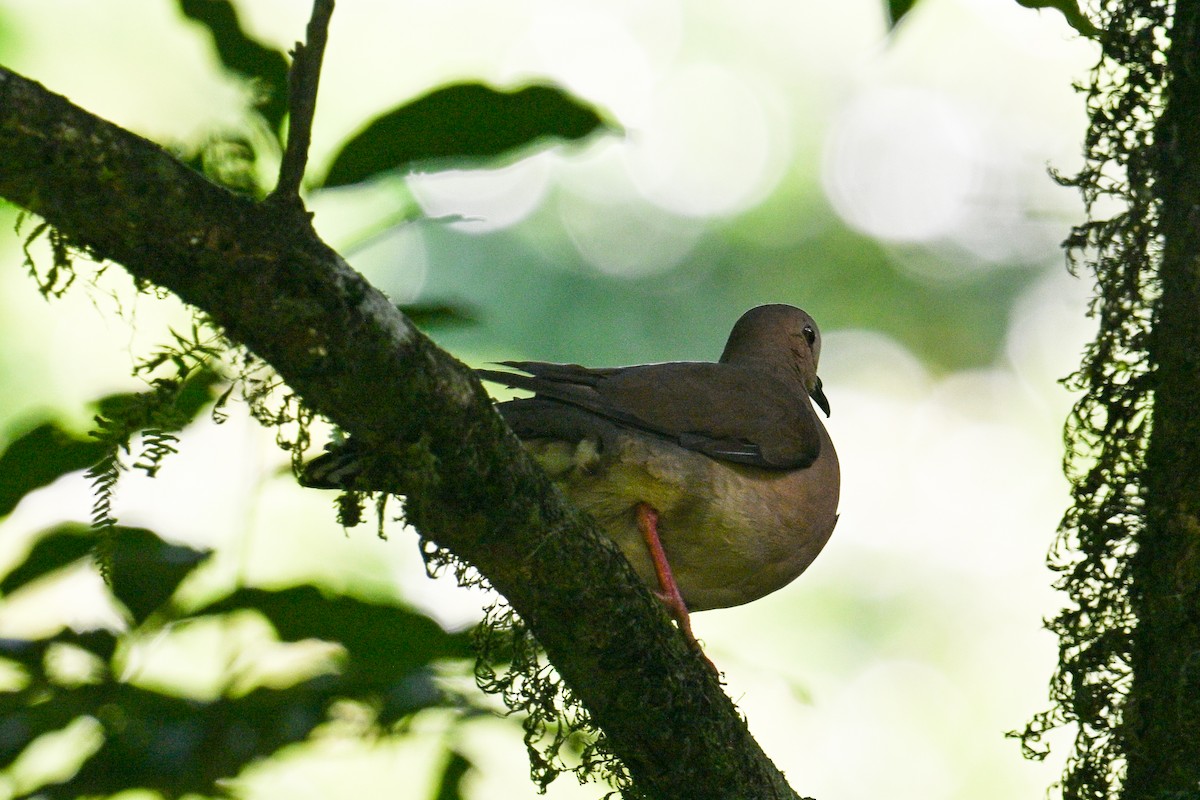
top-left (400, 302), bottom-right (479, 329)
top-left (201, 586), bottom-right (474, 676)
top-left (433, 749), bottom-right (474, 800)
top-left (0, 524), bottom-right (208, 625)
top-left (0, 629), bottom-right (118, 682)
top-left (1014, 0), bottom-right (1100, 36)
top-left (195, 586), bottom-right (476, 724)
top-left (886, 0), bottom-right (920, 28)
top-left (0, 630), bottom-right (119, 762)
top-left (0, 523), bottom-right (93, 595)
top-left (37, 683), bottom-right (326, 798)
top-left (0, 425), bottom-right (107, 518)
top-left (0, 370), bottom-right (221, 521)
top-left (108, 528), bottom-right (211, 625)
top-left (322, 83), bottom-right (609, 188)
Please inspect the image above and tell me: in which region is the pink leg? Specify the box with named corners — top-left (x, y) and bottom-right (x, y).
top-left (635, 502), bottom-right (712, 666)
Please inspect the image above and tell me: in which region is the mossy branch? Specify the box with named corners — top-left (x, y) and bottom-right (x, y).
top-left (0, 65), bottom-right (805, 800)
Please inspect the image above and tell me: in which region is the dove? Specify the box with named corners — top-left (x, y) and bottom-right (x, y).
top-left (302, 304), bottom-right (840, 653)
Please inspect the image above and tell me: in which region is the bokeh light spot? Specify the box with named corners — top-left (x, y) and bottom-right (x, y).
top-left (822, 86), bottom-right (982, 243)
top-left (629, 63), bottom-right (781, 217)
top-left (408, 152), bottom-right (553, 233)
top-left (556, 140), bottom-right (705, 277)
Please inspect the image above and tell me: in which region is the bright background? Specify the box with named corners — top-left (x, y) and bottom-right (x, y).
top-left (0, 1), bottom-right (1096, 798)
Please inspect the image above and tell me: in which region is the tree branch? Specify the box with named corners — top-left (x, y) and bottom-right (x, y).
top-left (0, 66), bottom-right (805, 800)
top-left (268, 0), bottom-right (334, 205)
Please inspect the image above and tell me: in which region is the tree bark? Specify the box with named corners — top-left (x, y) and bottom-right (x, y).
top-left (0, 66), bottom-right (805, 800)
top-left (1129, 3), bottom-right (1200, 796)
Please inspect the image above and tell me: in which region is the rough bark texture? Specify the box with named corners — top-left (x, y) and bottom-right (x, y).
top-left (1131, 3), bottom-right (1200, 796)
top-left (0, 67), bottom-right (804, 800)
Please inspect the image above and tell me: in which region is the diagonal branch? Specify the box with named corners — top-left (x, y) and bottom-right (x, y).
top-left (0, 65), bottom-right (805, 800)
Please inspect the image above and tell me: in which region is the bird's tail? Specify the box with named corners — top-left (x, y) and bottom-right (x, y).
top-left (298, 439), bottom-right (366, 489)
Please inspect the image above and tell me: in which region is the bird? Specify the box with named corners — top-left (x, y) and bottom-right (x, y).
top-left (302, 303), bottom-right (840, 656)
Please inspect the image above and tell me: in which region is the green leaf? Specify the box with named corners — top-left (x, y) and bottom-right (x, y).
top-left (399, 302), bottom-right (479, 329)
top-left (433, 749), bottom-right (474, 800)
top-left (202, 586), bottom-right (473, 676)
top-left (168, 365), bottom-right (225, 421)
top-left (0, 630), bottom-right (118, 764)
top-left (108, 528), bottom-right (211, 625)
top-left (0, 585), bottom-right (467, 799)
top-left (321, 83), bottom-right (610, 188)
top-left (200, 586), bottom-right (474, 722)
top-left (0, 629), bottom-right (118, 683)
top-left (0, 687), bottom-right (101, 767)
top-left (42, 682), bottom-right (328, 798)
top-left (91, 368), bottom-right (222, 445)
top-left (885, 0), bottom-right (920, 29)
top-left (0, 370), bottom-right (222, 521)
top-left (0, 424), bottom-right (107, 518)
top-left (0, 523), bottom-right (93, 595)
top-left (0, 525), bottom-right (208, 625)
top-left (177, 0), bottom-right (292, 133)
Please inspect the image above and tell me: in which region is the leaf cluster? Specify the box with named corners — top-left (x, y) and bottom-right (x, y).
top-left (175, 0), bottom-right (608, 198)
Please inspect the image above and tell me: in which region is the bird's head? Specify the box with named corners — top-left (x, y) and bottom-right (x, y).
top-left (719, 303), bottom-right (831, 417)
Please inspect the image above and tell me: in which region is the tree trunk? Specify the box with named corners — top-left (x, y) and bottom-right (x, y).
top-left (1130, 2), bottom-right (1200, 795)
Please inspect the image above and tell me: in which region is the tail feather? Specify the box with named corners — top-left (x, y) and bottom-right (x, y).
top-left (299, 441), bottom-right (366, 489)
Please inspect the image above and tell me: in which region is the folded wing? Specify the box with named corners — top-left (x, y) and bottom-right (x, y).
top-left (477, 360), bottom-right (822, 469)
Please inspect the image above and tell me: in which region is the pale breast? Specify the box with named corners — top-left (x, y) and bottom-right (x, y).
top-left (524, 424), bottom-right (841, 611)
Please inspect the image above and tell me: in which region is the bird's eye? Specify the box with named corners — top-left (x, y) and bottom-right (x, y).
top-left (802, 325), bottom-right (816, 347)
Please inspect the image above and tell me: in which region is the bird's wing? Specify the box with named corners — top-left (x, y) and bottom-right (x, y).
top-left (478, 361), bottom-right (822, 469)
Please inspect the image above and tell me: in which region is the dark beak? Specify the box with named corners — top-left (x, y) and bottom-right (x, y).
top-left (811, 377), bottom-right (831, 417)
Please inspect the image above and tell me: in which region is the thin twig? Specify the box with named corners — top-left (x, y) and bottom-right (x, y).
top-left (268, 0), bottom-right (335, 206)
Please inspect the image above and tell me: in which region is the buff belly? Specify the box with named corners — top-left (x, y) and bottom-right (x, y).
top-left (522, 427), bottom-right (840, 612)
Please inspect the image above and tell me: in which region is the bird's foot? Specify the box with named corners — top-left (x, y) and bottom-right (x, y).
top-left (636, 502), bottom-right (719, 675)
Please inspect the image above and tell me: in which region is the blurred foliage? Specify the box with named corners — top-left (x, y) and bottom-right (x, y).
top-left (0, 422), bottom-right (106, 519)
top-left (399, 303), bottom-right (480, 330)
top-left (431, 749), bottom-right (474, 800)
top-left (890, 0), bottom-right (1097, 36)
top-left (885, 0), bottom-right (920, 29)
top-left (404, 219), bottom-right (1041, 374)
top-left (0, 404), bottom-right (479, 799)
top-left (0, 309), bottom-right (479, 797)
top-left (202, 586), bottom-right (474, 723)
top-left (1013, 0), bottom-right (1099, 37)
